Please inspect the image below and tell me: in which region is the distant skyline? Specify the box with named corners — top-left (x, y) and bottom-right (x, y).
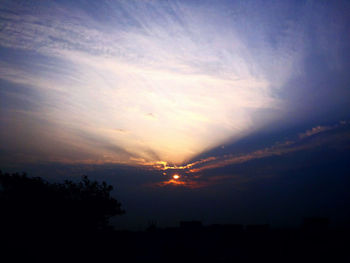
top-left (1, 0), bottom-right (350, 230)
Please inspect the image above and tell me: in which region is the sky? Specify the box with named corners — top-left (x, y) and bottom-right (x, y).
top-left (1, 0), bottom-right (350, 229)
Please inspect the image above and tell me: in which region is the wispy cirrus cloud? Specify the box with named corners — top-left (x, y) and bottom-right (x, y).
top-left (0, 1), bottom-right (281, 164)
top-left (150, 121), bottom-right (349, 188)
top-left (191, 122), bottom-right (347, 172)
top-left (299, 125), bottom-right (333, 139)
top-left (1, 1), bottom-right (348, 166)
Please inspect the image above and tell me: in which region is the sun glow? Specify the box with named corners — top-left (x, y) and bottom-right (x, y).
top-left (173, 174), bottom-right (180, 180)
top-left (0, 0), bottom-right (301, 166)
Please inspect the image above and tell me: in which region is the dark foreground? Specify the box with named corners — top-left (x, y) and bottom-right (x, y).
top-left (1, 171), bottom-right (349, 262)
top-left (3, 222), bottom-right (349, 263)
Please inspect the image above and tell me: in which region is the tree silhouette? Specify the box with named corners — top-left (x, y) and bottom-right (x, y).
top-left (0, 171), bottom-right (124, 237)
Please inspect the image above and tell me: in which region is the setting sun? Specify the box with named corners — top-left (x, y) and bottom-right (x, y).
top-left (173, 174), bottom-right (180, 180)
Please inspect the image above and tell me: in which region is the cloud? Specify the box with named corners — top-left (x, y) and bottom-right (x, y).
top-left (0, 1), bottom-right (295, 165)
top-left (113, 129), bottom-right (129, 134)
top-left (149, 174), bottom-right (243, 189)
top-left (1, 1), bottom-right (349, 166)
top-left (148, 121), bottom-right (350, 188)
top-left (299, 125), bottom-right (332, 139)
top-left (188, 123), bottom-right (347, 173)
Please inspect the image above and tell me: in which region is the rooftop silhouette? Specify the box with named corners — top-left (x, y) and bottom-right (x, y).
top-left (1, 171), bottom-right (349, 262)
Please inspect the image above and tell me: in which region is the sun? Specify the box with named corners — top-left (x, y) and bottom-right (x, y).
top-left (172, 174), bottom-right (180, 180)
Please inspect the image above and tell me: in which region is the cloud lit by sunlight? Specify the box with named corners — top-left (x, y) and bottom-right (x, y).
top-left (1, 1), bottom-right (347, 166)
top-left (149, 121), bottom-right (349, 188)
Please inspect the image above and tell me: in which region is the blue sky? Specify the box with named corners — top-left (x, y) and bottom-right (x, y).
top-left (1, 0), bottom-right (350, 229)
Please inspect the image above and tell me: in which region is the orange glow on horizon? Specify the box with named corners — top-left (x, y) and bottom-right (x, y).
top-left (149, 157), bottom-right (218, 171)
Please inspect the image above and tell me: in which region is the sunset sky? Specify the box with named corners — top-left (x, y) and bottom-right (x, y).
top-left (1, 0), bottom-right (350, 229)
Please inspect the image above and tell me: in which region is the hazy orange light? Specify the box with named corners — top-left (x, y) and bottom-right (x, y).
top-left (173, 174), bottom-right (180, 180)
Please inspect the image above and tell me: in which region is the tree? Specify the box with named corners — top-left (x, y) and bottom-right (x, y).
top-left (0, 171), bottom-right (124, 236)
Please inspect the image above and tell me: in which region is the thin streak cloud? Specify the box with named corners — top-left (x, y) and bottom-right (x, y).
top-left (149, 122), bottom-right (348, 185)
top-left (1, 1), bottom-right (348, 166)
